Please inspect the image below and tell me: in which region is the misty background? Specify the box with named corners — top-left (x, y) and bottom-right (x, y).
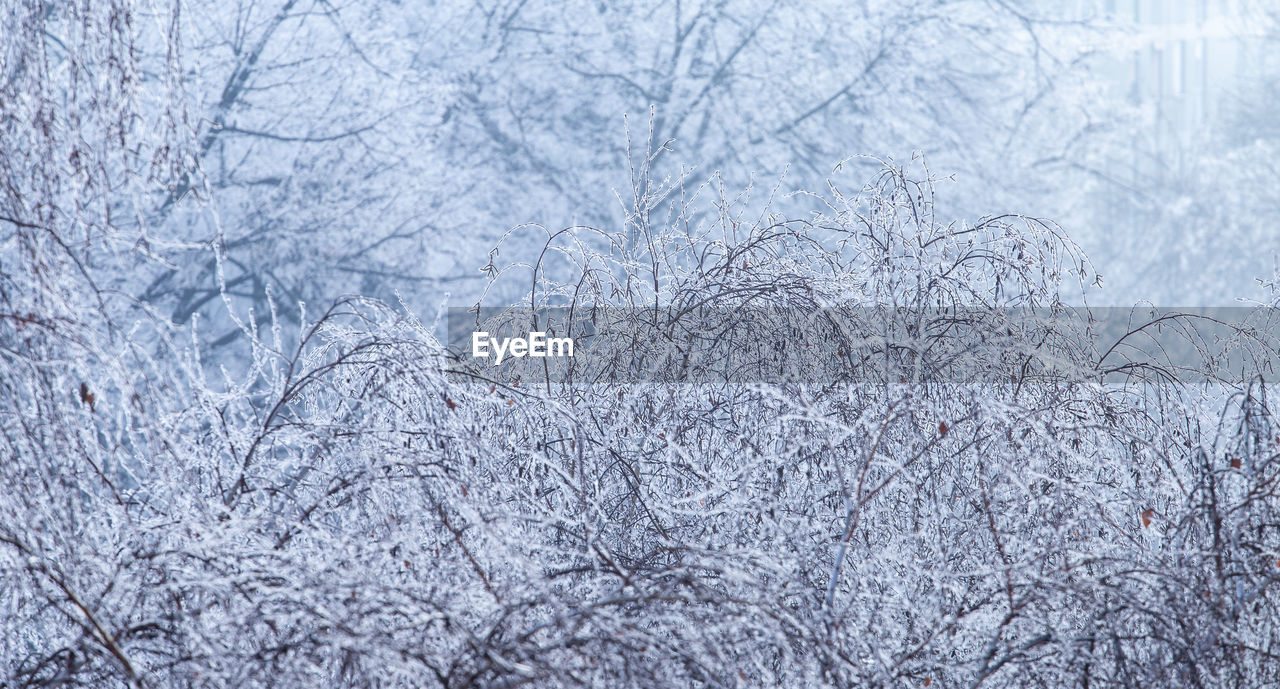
top-left (57, 0), bottom-right (1265, 356)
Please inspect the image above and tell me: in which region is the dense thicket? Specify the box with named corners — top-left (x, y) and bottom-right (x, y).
top-left (4, 1), bottom-right (1280, 687)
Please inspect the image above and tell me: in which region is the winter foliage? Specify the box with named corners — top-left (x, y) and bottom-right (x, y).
top-left (3, 1), bottom-right (1280, 687)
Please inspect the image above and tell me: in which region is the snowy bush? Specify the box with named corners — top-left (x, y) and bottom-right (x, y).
top-left (6, 142), bottom-right (1280, 686)
top-left (4, 1), bottom-right (1279, 687)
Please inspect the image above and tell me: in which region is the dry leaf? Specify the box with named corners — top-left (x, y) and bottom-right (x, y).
top-left (1141, 509), bottom-right (1154, 527)
top-left (79, 382), bottom-right (96, 412)
top-left (938, 421), bottom-right (949, 436)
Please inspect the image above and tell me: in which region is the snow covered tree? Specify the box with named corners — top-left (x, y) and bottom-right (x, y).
top-left (5, 1), bottom-right (1278, 687)
top-left (76, 0), bottom-right (1124, 351)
